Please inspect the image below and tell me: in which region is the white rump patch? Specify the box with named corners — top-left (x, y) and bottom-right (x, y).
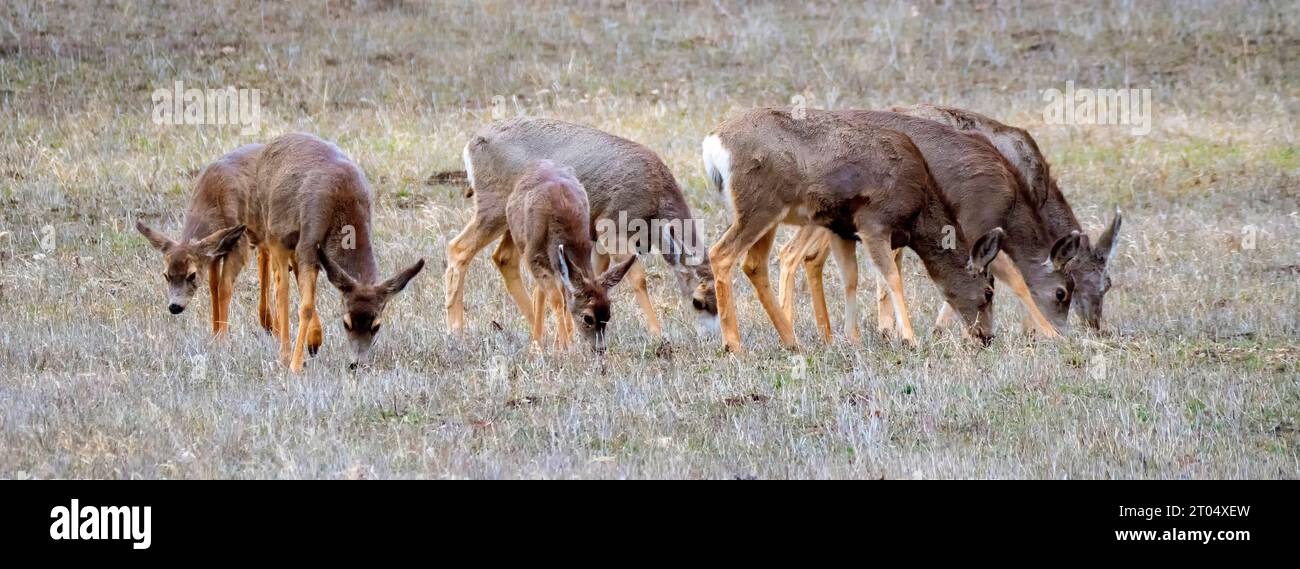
top-left (701, 134), bottom-right (734, 214)
top-left (462, 143), bottom-right (477, 191)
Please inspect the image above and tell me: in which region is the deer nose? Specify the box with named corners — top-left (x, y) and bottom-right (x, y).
top-left (980, 333), bottom-right (995, 348)
top-left (168, 303), bottom-right (185, 314)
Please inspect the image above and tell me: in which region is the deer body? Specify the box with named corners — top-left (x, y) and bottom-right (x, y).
top-left (448, 118), bottom-right (716, 341)
top-left (136, 143), bottom-right (275, 336)
top-left (702, 108), bottom-right (1004, 353)
top-left (504, 160), bottom-right (635, 352)
top-left (251, 133), bottom-right (424, 371)
top-left (775, 110), bottom-right (1085, 340)
top-left (895, 104), bottom-right (1122, 329)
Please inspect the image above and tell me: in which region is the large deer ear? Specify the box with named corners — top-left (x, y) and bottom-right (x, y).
top-left (136, 220), bottom-right (176, 252)
top-left (318, 247), bottom-right (358, 294)
top-left (196, 225), bottom-right (246, 258)
top-left (1050, 230), bottom-right (1086, 271)
top-left (1094, 208), bottom-right (1122, 264)
top-left (380, 258), bottom-right (426, 298)
top-left (600, 254), bottom-right (638, 290)
top-left (968, 228), bottom-right (1003, 275)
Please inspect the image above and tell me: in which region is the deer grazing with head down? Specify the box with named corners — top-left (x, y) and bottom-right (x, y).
top-left (701, 108), bottom-right (1006, 353)
top-left (894, 104), bottom-right (1122, 330)
top-left (250, 133), bottom-right (425, 372)
top-left (503, 160), bottom-right (637, 352)
top-left (136, 143), bottom-right (275, 336)
top-left (774, 110), bottom-right (1087, 342)
top-left (448, 118), bottom-right (717, 341)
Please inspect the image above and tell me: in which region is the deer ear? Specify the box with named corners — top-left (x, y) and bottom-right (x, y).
top-left (600, 254), bottom-right (638, 290)
top-left (197, 225), bottom-right (246, 258)
top-left (557, 245), bottom-right (577, 293)
top-left (1050, 230), bottom-right (1086, 271)
top-left (380, 258), bottom-right (426, 298)
top-left (1094, 209), bottom-right (1122, 264)
top-left (318, 247), bottom-right (358, 293)
top-left (136, 220), bottom-right (176, 252)
top-left (968, 228), bottom-right (1003, 275)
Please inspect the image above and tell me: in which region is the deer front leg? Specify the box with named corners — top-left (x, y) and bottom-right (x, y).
top-left (741, 226), bottom-right (797, 351)
top-left (257, 247), bottom-right (274, 333)
top-left (548, 284), bottom-right (571, 351)
top-left (863, 235), bottom-right (916, 347)
top-left (289, 265), bottom-right (318, 373)
top-left (208, 261), bottom-right (222, 336)
top-left (216, 248), bottom-right (248, 336)
top-left (989, 252), bottom-right (1060, 338)
top-left (874, 248), bottom-right (902, 339)
top-left (271, 248), bottom-right (293, 364)
top-left (776, 229), bottom-right (805, 324)
top-left (622, 255), bottom-right (661, 338)
top-left (529, 281), bottom-right (549, 349)
top-left (492, 233), bottom-right (535, 331)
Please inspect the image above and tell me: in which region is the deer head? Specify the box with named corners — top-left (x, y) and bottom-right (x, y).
top-left (559, 246), bottom-right (637, 353)
top-left (136, 221), bottom-right (246, 314)
top-left (1067, 209), bottom-right (1122, 330)
top-left (318, 248), bottom-right (425, 369)
top-left (951, 228), bottom-right (1004, 346)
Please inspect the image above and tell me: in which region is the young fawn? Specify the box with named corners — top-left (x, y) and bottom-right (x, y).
top-left (250, 133), bottom-right (425, 371)
top-left (448, 118), bottom-right (717, 340)
top-left (136, 143), bottom-right (275, 336)
top-left (702, 108), bottom-right (1005, 353)
top-left (895, 104), bottom-right (1122, 330)
top-left (775, 110), bottom-right (1086, 341)
top-left (504, 160), bottom-right (636, 352)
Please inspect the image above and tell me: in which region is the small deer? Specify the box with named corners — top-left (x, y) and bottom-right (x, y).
top-left (774, 110), bottom-right (1086, 340)
top-left (894, 104), bottom-right (1122, 330)
top-left (504, 160), bottom-right (637, 352)
top-left (249, 133), bottom-right (425, 371)
top-left (448, 118), bottom-right (717, 341)
top-left (136, 143), bottom-right (275, 336)
top-left (702, 108), bottom-right (1005, 353)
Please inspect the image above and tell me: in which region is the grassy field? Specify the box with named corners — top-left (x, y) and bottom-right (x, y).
top-left (0, 0), bottom-right (1296, 479)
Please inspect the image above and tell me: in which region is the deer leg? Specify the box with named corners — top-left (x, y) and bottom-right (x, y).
top-left (619, 255), bottom-right (661, 338)
top-left (989, 251), bottom-right (1060, 338)
top-left (874, 248), bottom-right (902, 339)
top-left (529, 280), bottom-right (549, 348)
top-left (208, 260), bottom-right (222, 336)
top-left (271, 248), bottom-right (293, 363)
top-left (289, 265), bottom-right (318, 372)
top-left (709, 209), bottom-right (788, 354)
top-left (826, 235), bottom-right (860, 344)
top-left (548, 284), bottom-right (571, 351)
top-left (217, 248), bottom-right (248, 336)
top-left (776, 228), bottom-right (807, 324)
top-left (863, 235), bottom-right (916, 347)
top-left (257, 246), bottom-right (274, 334)
top-left (806, 235), bottom-right (837, 345)
top-left (491, 232), bottom-right (535, 330)
top-left (741, 226), bottom-right (798, 351)
top-left (445, 215), bottom-right (504, 336)
top-left (933, 302), bottom-right (958, 336)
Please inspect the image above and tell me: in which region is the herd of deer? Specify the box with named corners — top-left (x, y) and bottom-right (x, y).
top-left (136, 104), bottom-right (1122, 370)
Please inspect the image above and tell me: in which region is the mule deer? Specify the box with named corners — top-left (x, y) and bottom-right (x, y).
top-left (448, 118), bottom-right (716, 340)
top-left (250, 133), bottom-right (425, 371)
top-left (895, 104), bottom-right (1122, 330)
top-left (775, 110), bottom-right (1085, 341)
top-left (136, 143), bottom-right (275, 336)
top-left (504, 160), bottom-right (637, 352)
top-left (702, 108), bottom-right (1006, 353)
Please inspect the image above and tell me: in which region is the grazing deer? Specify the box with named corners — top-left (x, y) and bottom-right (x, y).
top-left (448, 118), bottom-right (716, 340)
top-left (250, 133), bottom-right (425, 371)
top-left (702, 108), bottom-right (1006, 353)
top-left (503, 160), bottom-right (637, 352)
top-left (895, 104), bottom-right (1122, 330)
top-left (774, 110), bottom-right (1086, 341)
top-left (136, 143), bottom-right (275, 336)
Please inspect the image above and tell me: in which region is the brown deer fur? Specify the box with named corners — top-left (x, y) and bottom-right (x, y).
top-left (702, 108), bottom-right (1005, 353)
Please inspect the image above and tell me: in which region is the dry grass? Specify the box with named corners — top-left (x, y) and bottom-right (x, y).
top-left (0, 0), bottom-right (1297, 478)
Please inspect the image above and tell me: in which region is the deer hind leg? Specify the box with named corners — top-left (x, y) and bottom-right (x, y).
top-left (445, 214), bottom-right (505, 335)
top-left (257, 246), bottom-right (274, 334)
top-left (270, 247), bottom-right (294, 364)
top-left (709, 208), bottom-right (789, 354)
top-left (989, 251), bottom-right (1060, 338)
top-left (208, 260), bottom-right (222, 336)
top-left (492, 232), bottom-right (535, 331)
top-left (863, 234), bottom-right (916, 347)
top-left (826, 234), bottom-right (859, 344)
top-left (289, 264), bottom-right (318, 373)
top-left (874, 248), bottom-right (903, 339)
top-left (741, 225), bottom-right (798, 351)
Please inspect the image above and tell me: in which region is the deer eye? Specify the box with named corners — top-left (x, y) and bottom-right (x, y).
top-left (187, 272), bottom-right (198, 283)
top-left (1055, 287), bottom-right (1068, 302)
top-left (692, 298), bottom-right (705, 310)
top-left (984, 288), bottom-right (994, 302)
top-left (582, 314), bottom-right (595, 327)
